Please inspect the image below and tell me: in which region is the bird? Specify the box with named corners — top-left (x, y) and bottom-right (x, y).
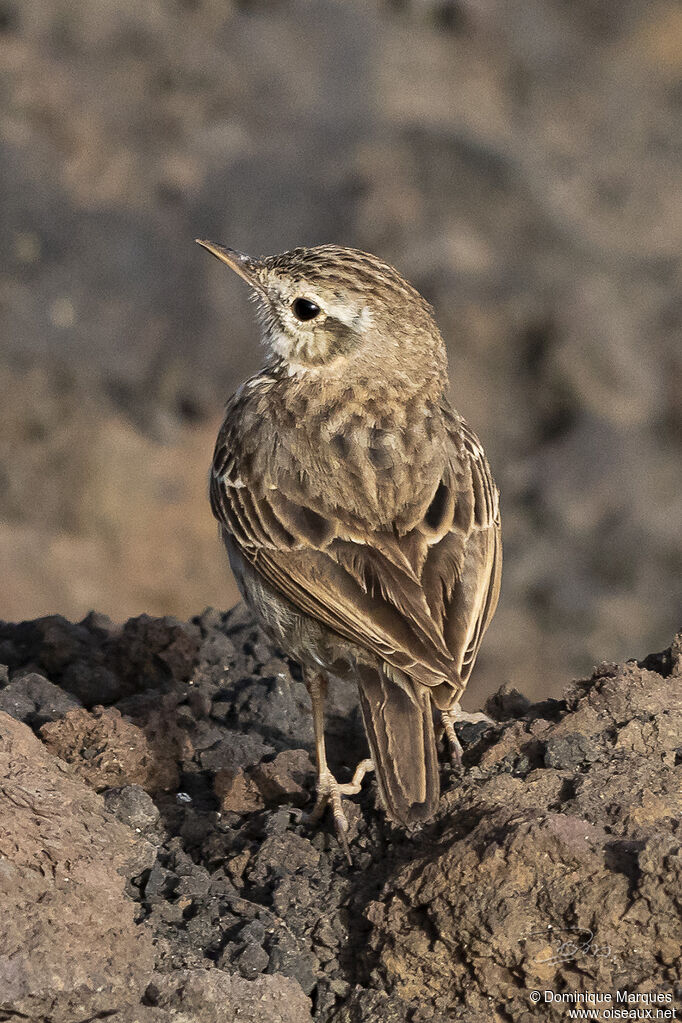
top-left (197, 239), bottom-right (501, 861)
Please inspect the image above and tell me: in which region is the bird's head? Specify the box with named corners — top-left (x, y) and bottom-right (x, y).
top-left (196, 240), bottom-right (447, 383)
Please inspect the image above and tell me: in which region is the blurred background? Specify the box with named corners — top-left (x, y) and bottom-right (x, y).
top-left (1, 0), bottom-right (680, 702)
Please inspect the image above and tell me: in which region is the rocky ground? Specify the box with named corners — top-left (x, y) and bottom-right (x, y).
top-left (1, 604), bottom-right (680, 1022)
top-left (2, 0), bottom-right (681, 701)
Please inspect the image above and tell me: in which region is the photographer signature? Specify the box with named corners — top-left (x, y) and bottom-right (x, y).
top-left (524, 927), bottom-right (611, 964)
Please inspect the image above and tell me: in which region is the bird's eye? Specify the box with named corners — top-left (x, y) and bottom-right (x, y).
top-left (292, 297), bottom-right (320, 322)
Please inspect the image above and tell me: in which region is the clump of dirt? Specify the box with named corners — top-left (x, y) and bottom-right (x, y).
top-left (0, 607), bottom-right (680, 1021)
top-left (0, 712), bottom-right (157, 1022)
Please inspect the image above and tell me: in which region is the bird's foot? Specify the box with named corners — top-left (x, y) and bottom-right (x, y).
top-left (441, 704), bottom-right (495, 767)
top-left (345, 757), bottom-right (374, 792)
top-left (303, 759), bottom-right (374, 864)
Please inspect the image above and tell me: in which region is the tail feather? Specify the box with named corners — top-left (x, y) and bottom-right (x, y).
top-left (357, 667), bottom-right (439, 826)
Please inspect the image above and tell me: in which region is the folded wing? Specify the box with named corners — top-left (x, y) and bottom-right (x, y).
top-left (210, 402), bottom-right (501, 705)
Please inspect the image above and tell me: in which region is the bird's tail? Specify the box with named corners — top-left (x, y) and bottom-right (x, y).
top-left (356, 666), bottom-right (439, 826)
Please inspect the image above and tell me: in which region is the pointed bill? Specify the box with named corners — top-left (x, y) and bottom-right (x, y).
top-left (195, 239), bottom-right (263, 288)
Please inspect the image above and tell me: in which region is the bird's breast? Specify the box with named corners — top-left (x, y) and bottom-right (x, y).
top-left (225, 371), bottom-right (447, 532)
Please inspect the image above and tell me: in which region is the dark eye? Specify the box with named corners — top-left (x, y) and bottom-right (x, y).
top-left (292, 297), bottom-right (320, 321)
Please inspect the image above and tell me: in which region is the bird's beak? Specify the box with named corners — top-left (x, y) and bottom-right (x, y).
top-left (195, 239), bottom-right (263, 289)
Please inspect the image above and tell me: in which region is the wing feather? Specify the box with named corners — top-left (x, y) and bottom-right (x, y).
top-left (211, 405), bottom-right (501, 701)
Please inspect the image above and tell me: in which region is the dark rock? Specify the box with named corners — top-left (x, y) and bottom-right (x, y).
top-left (238, 941), bottom-right (270, 978)
top-left (314, 918), bottom-right (340, 950)
top-left (544, 731), bottom-right (600, 768)
top-left (201, 731), bottom-right (275, 773)
top-left (29, 615), bottom-right (95, 675)
top-left (193, 607), bottom-right (226, 632)
top-left (189, 720), bottom-right (224, 751)
top-left (209, 694), bottom-right (233, 723)
top-left (199, 631), bottom-right (236, 666)
top-left (268, 941), bottom-right (319, 998)
top-left (0, 679), bottom-right (33, 722)
top-left (103, 784), bottom-right (161, 832)
top-left (234, 675), bottom-right (315, 748)
top-left (175, 869), bottom-right (211, 899)
top-left (250, 833), bottom-right (320, 888)
top-left (187, 686), bottom-right (212, 718)
top-left (144, 864), bottom-right (175, 900)
top-left (105, 615), bottom-right (202, 694)
top-left (485, 683), bottom-right (531, 721)
top-left (252, 749), bottom-right (315, 807)
top-left (239, 919), bottom-right (267, 945)
top-left (0, 669), bottom-right (81, 727)
top-left (60, 660), bottom-right (123, 705)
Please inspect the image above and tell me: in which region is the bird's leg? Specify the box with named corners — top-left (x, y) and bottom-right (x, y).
top-left (440, 709), bottom-right (463, 766)
top-left (303, 670), bottom-right (361, 863)
top-left (441, 702), bottom-right (495, 767)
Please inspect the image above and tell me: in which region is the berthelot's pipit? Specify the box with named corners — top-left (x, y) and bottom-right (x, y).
top-left (197, 240), bottom-right (501, 860)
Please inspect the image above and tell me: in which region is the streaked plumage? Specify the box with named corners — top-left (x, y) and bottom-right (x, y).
top-left (198, 240), bottom-right (501, 845)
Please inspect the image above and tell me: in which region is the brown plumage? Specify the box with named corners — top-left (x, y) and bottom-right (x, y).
top-left (197, 240), bottom-right (501, 856)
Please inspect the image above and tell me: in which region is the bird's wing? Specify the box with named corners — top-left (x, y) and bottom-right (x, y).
top-left (421, 418), bottom-right (502, 689)
top-left (210, 409), bottom-right (500, 698)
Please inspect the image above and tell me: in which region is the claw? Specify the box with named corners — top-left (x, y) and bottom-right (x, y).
top-left (303, 768), bottom-right (354, 864)
top-left (303, 759), bottom-right (375, 864)
top-left (441, 703), bottom-right (495, 767)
